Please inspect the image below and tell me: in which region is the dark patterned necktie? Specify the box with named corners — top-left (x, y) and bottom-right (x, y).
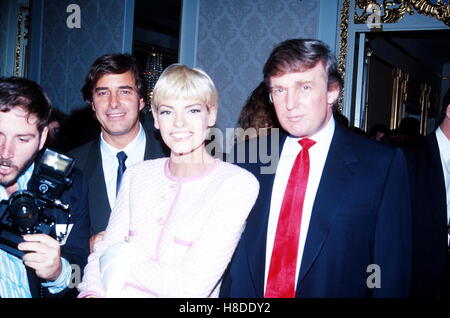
top-left (116, 151), bottom-right (128, 196)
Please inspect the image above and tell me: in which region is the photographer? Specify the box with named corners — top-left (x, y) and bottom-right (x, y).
top-left (0, 77), bottom-right (90, 298)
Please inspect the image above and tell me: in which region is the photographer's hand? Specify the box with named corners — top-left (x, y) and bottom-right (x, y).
top-left (18, 234), bottom-right (62, 281)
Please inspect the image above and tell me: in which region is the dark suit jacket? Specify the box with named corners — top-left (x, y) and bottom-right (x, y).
top-left (403, 132), bottom-right (450, 298)
top-left (69, 128), bottom-right (168, 235)
top-left (220, 122), bottom-right (412, 298)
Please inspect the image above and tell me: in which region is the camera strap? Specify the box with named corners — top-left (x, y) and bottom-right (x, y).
top-left (25, 265), bottom-right (43, 298)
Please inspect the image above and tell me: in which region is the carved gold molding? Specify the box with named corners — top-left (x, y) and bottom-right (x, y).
top-left (390, 68), bottom-right (409, 129)
top-left (14, 6), bottom-right (29, 77)
top-left (419, 83), bottom-right (431, 135)
top-left (337, 0), bottom-right (350, 112)
top-left (355, 0), bottom-right (450, 27)
top-left (390, 69), bottom-right (433, 134)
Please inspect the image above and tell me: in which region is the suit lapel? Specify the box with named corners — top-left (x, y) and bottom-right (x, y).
top-left (244, 170), bottom-right (276, 297)
top-left (244, 131), bottom-right (286, 297)
top-left (143, 128), bottom-right (154, 160)
top-left (143, 127), bottom-right (169, 160)
top-left (426, 133), bottom-right (448, 233)
top-left (297, 124), bottom-right (359, 289)
top-left (85, 138), bottom-right (111, 233)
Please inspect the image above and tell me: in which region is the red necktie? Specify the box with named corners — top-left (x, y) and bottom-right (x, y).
top-left (265, 138), bottom-right (316, 298)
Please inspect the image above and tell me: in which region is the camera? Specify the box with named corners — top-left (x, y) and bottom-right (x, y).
top-left (0, 149), bottom-right (75, 258)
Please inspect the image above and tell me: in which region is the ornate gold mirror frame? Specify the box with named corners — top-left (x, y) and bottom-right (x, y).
top-left (338, 0), bottom-right (450, 134)
top-left (14, 6), bottom-right (30, 77)
top-left (355, 0), bottom-right (450, 26)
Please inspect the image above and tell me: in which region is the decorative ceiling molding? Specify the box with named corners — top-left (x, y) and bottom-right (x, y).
top-left (355, 0), bottom-right (450, 27)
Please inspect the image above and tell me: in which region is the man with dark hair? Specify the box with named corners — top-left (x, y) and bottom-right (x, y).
top-left (80, 53), bottom-right (146, 106)
top-left (220, 39), bottom-right (412, 298)
top-left (45, 108), bottom-right (67, 150)
top-left (369, 124), bottom-right (390, 141)
top-left (70, 54), bottom-right (168, 252)
top-left (0, 77), bottom-right (89, 298)
top-left (403, 88), bottom-right (450, 298)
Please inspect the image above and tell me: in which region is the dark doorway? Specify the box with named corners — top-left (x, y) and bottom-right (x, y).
top-left (362, 30), bottom-right (450, 136)
top-left (132, 0), bottom-right (182, 108)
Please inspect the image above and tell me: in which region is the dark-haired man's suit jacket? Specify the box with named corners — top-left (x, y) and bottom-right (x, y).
top-left (403, 132), bottom-right (450, 298)
top-left (220, 122), bottom-right (412, 298)
top-left (69, 128), bottom-right (168, 235)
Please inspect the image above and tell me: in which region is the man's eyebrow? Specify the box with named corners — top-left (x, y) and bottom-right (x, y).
top-left (17, 133), bottom-right (36, 138)
top-left (294, 80), bottom-right (313, 85)
top-left (269, 80), bottom-right (312, 89)
top-left (94, 85), bottom-right (135, 91)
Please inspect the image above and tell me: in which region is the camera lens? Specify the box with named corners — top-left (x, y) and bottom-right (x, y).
top-left (9, 191), bottom-right (39, 231)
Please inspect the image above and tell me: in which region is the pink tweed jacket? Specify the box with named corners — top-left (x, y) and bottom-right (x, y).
top-left (78, 158), bottom-right (259, 298)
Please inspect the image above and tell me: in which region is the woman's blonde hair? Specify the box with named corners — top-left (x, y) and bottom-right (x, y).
top-left (151, 64), bottom-right (218, 111)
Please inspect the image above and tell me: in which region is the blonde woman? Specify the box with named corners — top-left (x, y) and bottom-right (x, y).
top-left (77, 64), bottom-right (259, 298)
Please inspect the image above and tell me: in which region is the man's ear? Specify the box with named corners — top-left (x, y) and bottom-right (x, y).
top-left (327, 82), bottom-right (340, 106)
top-left (139, 98), bottom-right (145, 111)
top-left (38, 126), bottom-right (49, 150)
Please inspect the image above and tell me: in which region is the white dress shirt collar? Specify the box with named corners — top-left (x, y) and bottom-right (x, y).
top-left (435, 127), bottom-right (450, 168)
top-left (100, 123), bottom-right (146, 156)
top-left (100, 123), bottom-right (147, 208)
top-left (284, 115), bottom-right (335, 152)
top-left (435, 126), bottom-right (450, 225)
